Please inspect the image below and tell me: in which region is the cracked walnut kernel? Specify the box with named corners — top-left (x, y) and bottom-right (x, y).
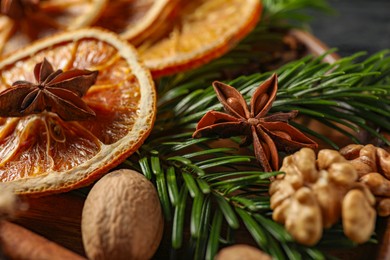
top-left (270, 148), bottom-right (376, 246)
top-left (340, 144), bottom-right (390, 216)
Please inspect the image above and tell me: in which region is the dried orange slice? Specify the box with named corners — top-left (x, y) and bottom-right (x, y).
top-left (0, 28), bottom-right (156, 195)
top-left (94, 0), bottom-right (179, 45)
top-left (0, 0), bottom-right (107, 55)
top-left (137, 0), bottom-right (262, 77)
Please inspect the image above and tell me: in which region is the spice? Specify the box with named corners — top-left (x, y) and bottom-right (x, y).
top-left (0, 220), bottom-right (85, 260)
top-left (1, 0), bottom-right (39, 19)
top-left (0, 58), bottom-right (98, 121)
top-left (193, 74), bottom-right (317, 171)
top-left (82, 169), bottom-right (164, 260)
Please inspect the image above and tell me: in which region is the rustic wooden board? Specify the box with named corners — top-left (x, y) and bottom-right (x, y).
top-left (9, 192), bottom-right (390, 259)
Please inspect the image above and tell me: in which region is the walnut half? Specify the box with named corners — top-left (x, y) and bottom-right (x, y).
top-left (270, 148), bottom-right (376, 246)
top-left (341, 144), bottom-right (390, 216)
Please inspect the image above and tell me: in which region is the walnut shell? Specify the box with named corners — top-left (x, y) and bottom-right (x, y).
top-left (81, 169), bottom-right (163, 260)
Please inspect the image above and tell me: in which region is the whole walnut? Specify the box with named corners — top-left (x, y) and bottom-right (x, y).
top-left (340, 144), bottom-right (390, 216)
top-left (270, 148), bottom-right (376, 246)
top-left (82, 169), bottom-right (164, 260)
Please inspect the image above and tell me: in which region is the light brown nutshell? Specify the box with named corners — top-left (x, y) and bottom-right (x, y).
top-left (81, 169), bottom-right (164, 260)
top-left (215, 244), bottom-right (272, 260)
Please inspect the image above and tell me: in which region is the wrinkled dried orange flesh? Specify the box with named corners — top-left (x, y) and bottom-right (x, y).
top-left (94, 0), bottom-right (178, 44)
top-left (138, 0), bottom-right (261, 77)
top-left (0, 0), bottom-right (107, 55)
top-left (0, 29), bottom-right (156, 195)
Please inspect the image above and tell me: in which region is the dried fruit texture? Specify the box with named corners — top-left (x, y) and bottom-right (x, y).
top-left (94, 0), bottom-right (180, 46)
top-left (340, 144), bottom-right (390, 216)
top-left (0, 0), bottom-right (107, 55)
top-left (137, 0), bottom-right (262, 77)
top-left (0, 28), bottom-right (156, 195)
top-left (82, 169), bottom-right (163, 260)
top-left (215, 244), bottom-right (272, 260)
top-left (270, 148), bottom-right (376, 245)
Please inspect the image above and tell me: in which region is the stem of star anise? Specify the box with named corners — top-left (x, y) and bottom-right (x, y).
top-left (0, 58), bottom-right (98, 121)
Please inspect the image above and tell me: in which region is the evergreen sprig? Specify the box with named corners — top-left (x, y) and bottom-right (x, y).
top-left (129, 50), bottom-right (390, 259)
top-left (155, 50), bottom-right (390, 148)
top-left (127, 1), bottom-right (390, 259)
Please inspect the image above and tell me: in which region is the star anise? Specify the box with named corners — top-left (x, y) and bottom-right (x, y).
top-left (192, 74), bottom-right (318, 171)
top-left (1, 0), bottom-right (39, 19)
top-left (0, 58), bottom-right (98, 121)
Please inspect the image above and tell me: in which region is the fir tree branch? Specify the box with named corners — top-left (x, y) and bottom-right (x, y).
top-left (125, 1), bottom-right (390, 259)
top-left (134, 51), bottom-right (390, 259)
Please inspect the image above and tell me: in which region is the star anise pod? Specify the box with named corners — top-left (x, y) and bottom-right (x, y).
top-left (0, 58), bottom-right (98, 121)
top-left (192, 74), bottom-right (318, 171)
top-left (1, 0), bottom-right (39, 19)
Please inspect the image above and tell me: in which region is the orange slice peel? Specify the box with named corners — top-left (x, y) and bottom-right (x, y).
top-left (94, 0), bottom-right (180, 45)
top-left (138, 0), bottom-right (262, 77)
top-left (0, 0), bottom-right (108, 55)
top-left (0, 28), bottom-right (156, 195)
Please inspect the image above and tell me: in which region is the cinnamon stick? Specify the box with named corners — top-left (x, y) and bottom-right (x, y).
top-left (0, 220), bottom-right (85, 260)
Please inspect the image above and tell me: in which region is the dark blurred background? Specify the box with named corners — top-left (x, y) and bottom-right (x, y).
top-left (309, 0), bottom-right (390, 57)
